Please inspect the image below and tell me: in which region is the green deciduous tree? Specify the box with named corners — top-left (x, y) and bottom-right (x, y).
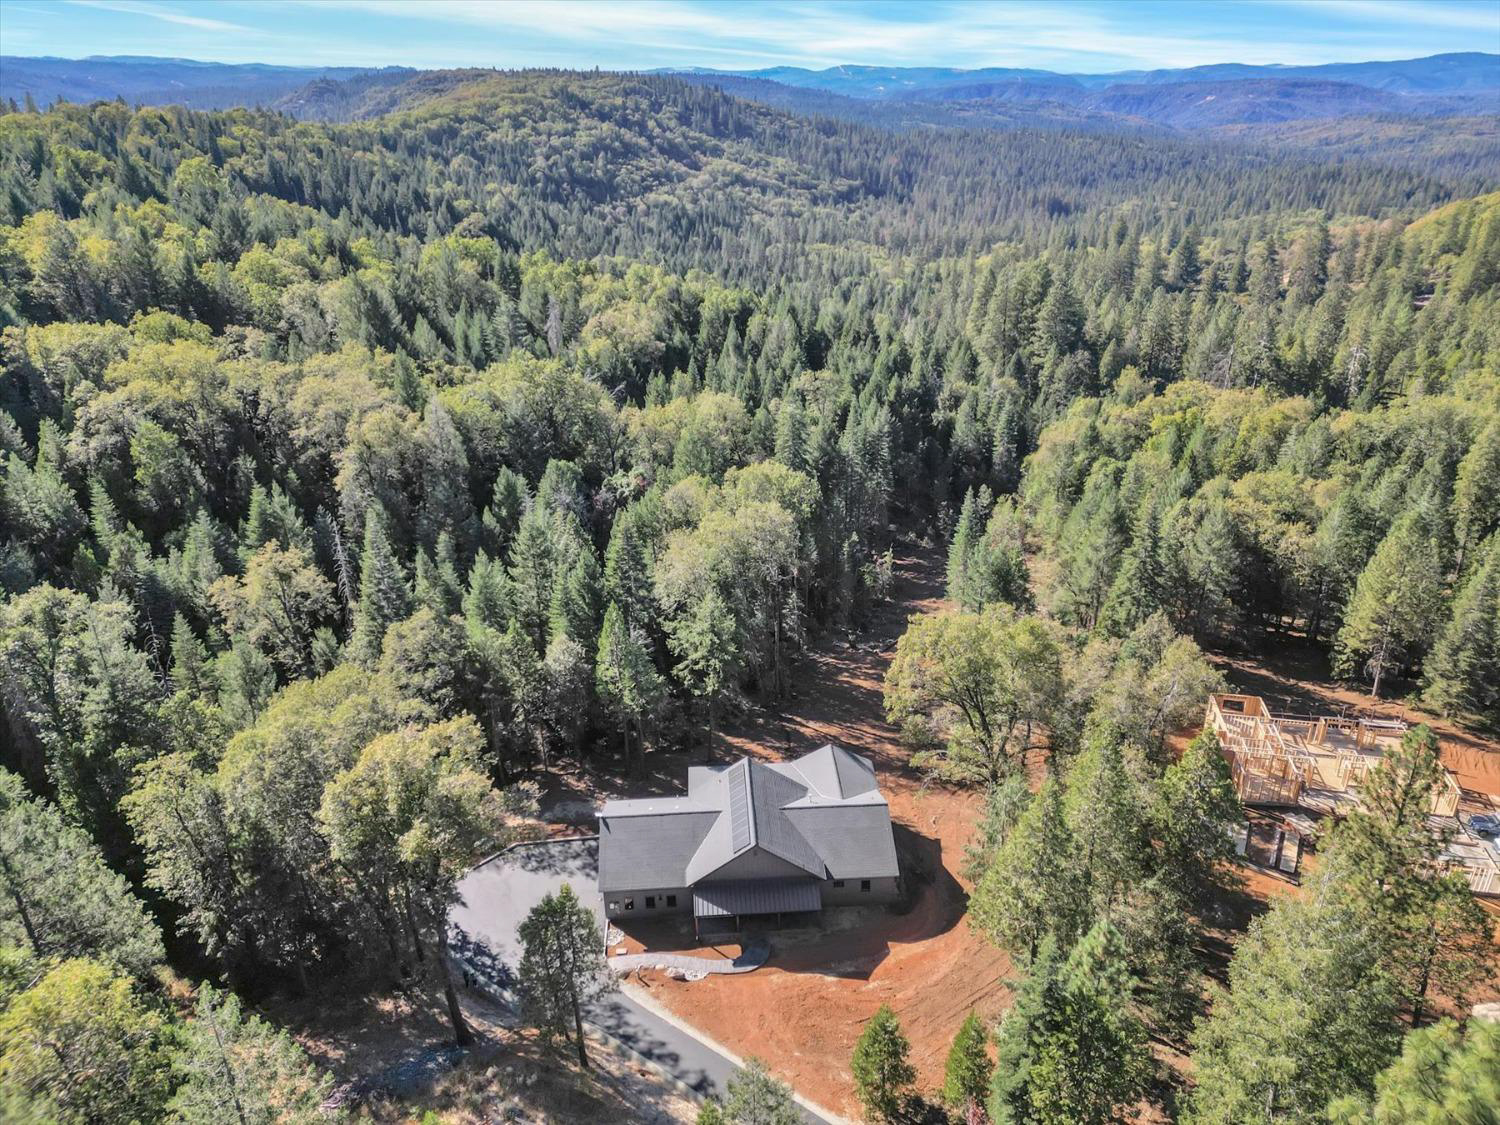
top-left (0, 958), bottom-right (169, 1125)
top-left (319, 716), bottom-right (536, 1045)
top-left (884, 606), bottom-right (1063, 786)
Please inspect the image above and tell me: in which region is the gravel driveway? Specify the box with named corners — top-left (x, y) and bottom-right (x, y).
top-left (449, 836), bottom-right (835, 1122)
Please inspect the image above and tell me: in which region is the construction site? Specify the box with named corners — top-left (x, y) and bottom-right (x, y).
top-left (1206, 693), bottom-right (1500, 896)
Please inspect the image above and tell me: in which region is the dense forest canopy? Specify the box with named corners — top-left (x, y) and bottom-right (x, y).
top-left (0, 65), bottom-right (1497, 1122)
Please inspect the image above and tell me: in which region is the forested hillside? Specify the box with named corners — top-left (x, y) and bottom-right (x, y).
top-left (0, 68), bottom-right (1497, 1121)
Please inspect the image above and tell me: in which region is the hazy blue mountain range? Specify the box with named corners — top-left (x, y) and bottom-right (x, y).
top-left (665, 52), bottom-right (1499, 99)
top-left (0, 55), bottom-right (409, 109)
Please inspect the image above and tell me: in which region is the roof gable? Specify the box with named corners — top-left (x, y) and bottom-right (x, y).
top-left (770, 744), bottom-right (881, 802)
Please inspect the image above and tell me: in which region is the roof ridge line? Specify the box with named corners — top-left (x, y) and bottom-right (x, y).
top-left (742, 757), bottom-right (757, 851)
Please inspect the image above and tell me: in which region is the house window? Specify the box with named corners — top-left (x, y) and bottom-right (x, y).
top-left (832, 880), bottom-right (845, 888)
top-left (608, 902), bottom-right (620, 912)
top-left (624, 897), bottom-right (635, 910)
top-left (666, 895), bottom-right (677, 908)
top-left (645, 896), bottom-right (656, 909)
top-left (860, 880), bottom-right (872, 892)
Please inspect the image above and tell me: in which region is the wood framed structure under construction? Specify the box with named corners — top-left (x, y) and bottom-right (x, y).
top-left (1204, 693), bottom-right (1500, 896)
top-left (1206, 693), bottom-right (1460, 816)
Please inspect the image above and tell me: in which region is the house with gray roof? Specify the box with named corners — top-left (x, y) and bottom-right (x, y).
top-left (597, 745), bottom-right (900, 934)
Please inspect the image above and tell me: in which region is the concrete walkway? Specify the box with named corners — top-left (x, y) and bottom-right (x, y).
top-left (449, 837), bottom-right (835, 1124)
top-left (607, 938), bottom-right (770, 977)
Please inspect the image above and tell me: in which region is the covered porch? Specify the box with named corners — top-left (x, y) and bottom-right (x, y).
top-left (691, 877), bottom-right (822, 939)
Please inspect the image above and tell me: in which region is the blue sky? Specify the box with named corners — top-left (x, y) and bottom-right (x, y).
top-left (2, 1), bottom-right (1497, 73)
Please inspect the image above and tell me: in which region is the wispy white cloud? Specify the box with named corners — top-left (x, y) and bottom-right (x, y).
top-left (64, 0), bottom-right (256, 35)
top-left (284, 0), bottom-right (1463, 70)
top-left (1282, 0), bottom-right (1500, 34)
top-left (11, 0), bottom-right (1495, 73)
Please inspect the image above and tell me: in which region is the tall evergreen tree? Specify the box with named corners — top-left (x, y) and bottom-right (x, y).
top-left (851, 1004), bottom-right (916, 1123)
top-left (1423, 534), bottom-right (1500, 727)
top-left (1335, 509), bottom-right (1445, 698)
top-left (942, 1009), bottom-right (993, 1114)
top-left (349, 511), bottom-right (411, 667)
top-left (517, 883), bottom-right (611, 1068)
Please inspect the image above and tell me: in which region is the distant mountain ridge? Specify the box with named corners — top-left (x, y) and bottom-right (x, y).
top-left (664, 52), bottom-right (1499, 99)
top-left (0, 55), bottom-right (410, 109)
top-left (3, 52), bottom-right (1495, 183)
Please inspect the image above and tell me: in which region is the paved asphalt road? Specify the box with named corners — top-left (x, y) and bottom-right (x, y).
top-left (450, 836), bottom-right (833, 1123)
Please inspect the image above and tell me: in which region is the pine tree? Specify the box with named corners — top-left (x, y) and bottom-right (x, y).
top-left (851, 1004), bottom-right (916, 1123)
top-left (1026, 921), bottom-right (1152, 1125)
top-left (1453, 420), bottom-right (1500, 571)
top-left (349, 511), bottom-right (411, 667)
top-left (517, 883), bottom-right (610, 1068)
top-left (1098, 496), bottom-right (1165, 636)
top-left (1152, 730), bottom-right (1241, 905)
top-left (1335, 509), bottom-right (1445, 698)
top-left (595, 602), bottom-right (664, 770)
top-left (947, 486), bottom-right (986, 606)
top-left (0, 770), bottom-right (164, 979)
top-left (166, 983), bottom-right (331, 1124)
top-left (216, 637), bottom-right (276, 729)
top-left (507, 504), bottom-right (558, 651)
top-left (1327, 1018), bottom-right (1499, 1123)
top-left (965, 498), bottom-right (1032, 610)
top-left (701, 1058), bottom-right (801, 1125)
top-left (1186, 883), bottom-right (1402, 1125)
top-left (548, 550), bottom-right (602, 655)
top-left (971, 780), bottom-right (1081, 960)
top-left (666, 587), bottom-right (738, 762)
top-left (943, 1010), bottom-right (993, 1113)
top-left (1423, 534), bottom-right (1499, 727)
top-left (461, 550), bottom-right (511, 633)
top-left (481, 467), bottom-right (528, 560)
top-left (169, 612), bottom-right (211, 699)
top-left (989, 935), bottom-right (1065, 1125)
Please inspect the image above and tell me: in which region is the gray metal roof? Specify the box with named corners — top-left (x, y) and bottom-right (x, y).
top-left (769, 744), bottom-right (880, 801)
top-left (597, 807), bottom-right (719, 892)
top-left (783, 803), bottom-right (900, 878)
top-left (693, 878), bottom-right (822, 918)
top-left (598, 745), bottom-right (897, 894)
